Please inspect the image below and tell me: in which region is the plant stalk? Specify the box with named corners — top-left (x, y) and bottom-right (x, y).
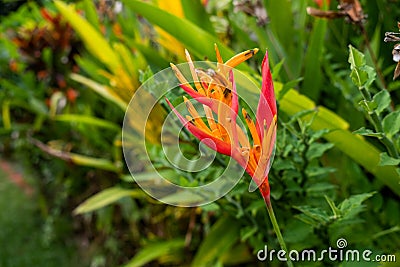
top-left (265, 198), bottom-right (294, 267)
top-left (359, 87), bottom-right (399, 158)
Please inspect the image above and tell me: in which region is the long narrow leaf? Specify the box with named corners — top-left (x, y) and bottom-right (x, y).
top-left (122, 0), bottom-right (253, 73)
top-left (54, 114), bottom-right (120, 131)
top-left (71, 73), bottom-right (127, 110)
top-left (74, 187), bottom-right (144, 214)
top-left (123, 239), bottom-right (185, 267)
top-left (54, 0), bottom-right (121, 72)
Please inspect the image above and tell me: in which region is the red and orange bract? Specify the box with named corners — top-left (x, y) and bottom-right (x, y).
top-left (166, 46), bottom-right (277, 203)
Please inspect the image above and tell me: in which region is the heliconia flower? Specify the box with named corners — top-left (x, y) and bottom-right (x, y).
top-left (166, 46), bottom-right (277, 203)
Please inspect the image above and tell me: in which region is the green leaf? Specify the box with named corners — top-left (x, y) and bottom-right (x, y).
top-left (123, 239), bottom-right (185, 267)
top-left (74, 187), bottom-right (144, 214)
top-left (275, 81), bottom-right (400, 196)
top-left (353, 127), bottom-right (383, 138)
top-left (191, 215), bottom-right (241, 267)
top-left (294, 206), bottom-right (330, 225)
top-left (71, 74), bottom-right (127, 110)
top-left (278, 77), bottom-right (303, 101)
top-left (382, 110), bottom-right (400, 138)
top-left (348, 45), bottom-right (376, 88)
top-left (372, 89), bottom-right (391, 114)
top-left (302, 18), bottom-right (327, 100)
top-left (348, 45), bottom-right (366, 69)
top-left (379, 153), bottom-right (400, 166)
top-left (181, 0), bottom-right (215, 35)
top-left (306, 183), bottom-right (336, 194)
top-left (54, 114), bottom-right (120, 131)
top-left (82, 0), bottom-right (101, 32)
top-left (122, 0), bottom-right (252, 73)
top-left (338, 192), bottom-right (375, 220)
top-left (159, 191), bottom-right (206, 206)
top-left (306, 143), bottom-right (334, 160)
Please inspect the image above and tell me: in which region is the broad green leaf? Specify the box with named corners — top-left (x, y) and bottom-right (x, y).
top-left (306, 143), bottom-right (334, 160)
top-left (54, 0), bottom-right (120, 72)
top-left (382, 110), bottom-right (400, 138)
top-left (302, 18), bottom-right (327, 100)
top-left (305, 166), bottom-right (336, 177)
top-left (372, 89), bottom-right (391, 114)
top-left (348, 45), bottom-right (376, 88)
top-left (379, 153), bottom-right (400, 166)
top-left (278, 77), bottom-right (303, 101)
top-left (338, 192), bottom-right (375, 219)
top-left (180, 0), bottom-right (215, 35)
top-left (123, 239), bottom-right (185, 267)
top-left (122, 0), bottom-right (253, 73)
top-left (348, 45), bottom-right (366, 68)
top-left (191, 215), bottom-right (241, 267)
top-left (305, 183), bottom-right (336, 194)
top-left (74, 187), bottom-right (144, 214)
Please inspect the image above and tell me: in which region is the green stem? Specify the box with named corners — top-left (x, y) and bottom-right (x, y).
top-left (265, 199), bottom-right (294, 267)
top-left (359, 87), bottom-right (399, 158)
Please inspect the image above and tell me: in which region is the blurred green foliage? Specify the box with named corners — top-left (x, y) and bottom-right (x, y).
top-left (0, 0), bottom-right (399, 266)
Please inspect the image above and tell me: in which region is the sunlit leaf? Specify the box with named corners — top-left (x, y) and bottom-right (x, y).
top-left (123, 239), bottom-right (185, 267)
top-left (74, 187), bottom-right (144, 214)
top-left (379, 153), bottom-right (400, 166)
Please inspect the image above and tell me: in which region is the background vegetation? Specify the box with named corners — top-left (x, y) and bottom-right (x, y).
top-left (0, 0), bottom-right (399, 266)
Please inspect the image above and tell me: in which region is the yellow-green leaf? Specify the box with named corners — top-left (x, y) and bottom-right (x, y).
top-left (74, 187), bottom-right (144, 214)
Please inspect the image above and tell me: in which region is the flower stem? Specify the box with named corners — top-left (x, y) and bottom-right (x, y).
top-left (265, 199), bottom-right (294, 267)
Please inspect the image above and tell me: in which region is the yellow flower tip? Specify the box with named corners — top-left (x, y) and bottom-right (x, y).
top-left (214, 43), bottom-right (223, 64)
top-left (183, 96), bottom-right (189, 102)
top-left (251, 48), bottom-right (259, 55)
top-left (225, 48), bottom-right (259, 68)
top-left (170, 63), bottom-right (179, 72)
top-left (273, 114), bottom-right (277, 125)
top-left (185, 49), bottom-right (193, 62)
